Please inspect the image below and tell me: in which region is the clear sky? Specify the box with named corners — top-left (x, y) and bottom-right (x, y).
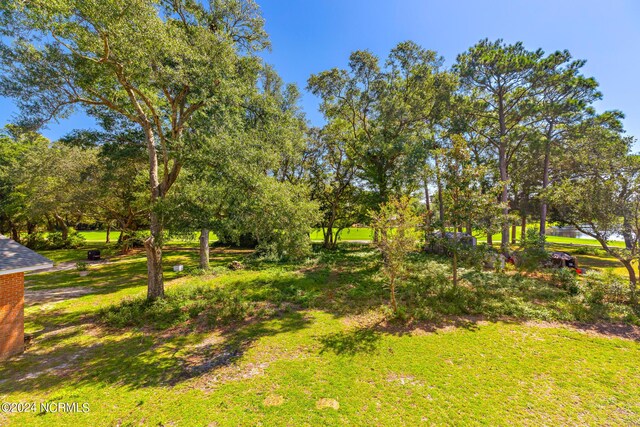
top-left (1, 0), bottom-right (638, 147)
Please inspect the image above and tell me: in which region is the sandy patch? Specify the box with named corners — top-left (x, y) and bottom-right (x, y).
top-left (25, 286), bottom-right (94, 306)
top-left (263, 394), bottom-right (285, 407)
top-left (316, 398), bottom-right (340, 410)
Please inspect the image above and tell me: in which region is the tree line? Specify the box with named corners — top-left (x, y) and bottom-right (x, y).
top-left (0, 0), bottom-right (638, 301)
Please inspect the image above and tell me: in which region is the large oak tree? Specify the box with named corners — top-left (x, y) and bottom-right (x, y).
top-left (0, 0), bottom-right (268, 299)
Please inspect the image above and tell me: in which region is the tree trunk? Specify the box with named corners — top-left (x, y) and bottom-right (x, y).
top-left (54, 213), bottom-right (68, 240)
top-left (323, 226), bottom-right (330, 248)
top-left (10, 225), bottom-right (20, 243)
top-left (106, 224), bottom-right (111, 243)
top-left (622, 216), bottom-right (634, 250)
top-left (499, 145), bottom-right (510, 252)
top-left (199, 228), bottom-right (210, 270)
top-left (539, 141), bottom-right (551, 236)
top-left (435, 154), bottom-right (445, 223)
top-left (424, 176), bottom-right (431, 212)
top-left (44, 214), bottom-right (55, 232)
top-left (622, 260), bottom-right (637, 305)
top-left (466, 223), bottom-right (472, 235)
top-left (390, 276), bottom-right (397, 313)
top-left (520, 214), bottom-right (526, 243)
top-left (511, 224), bottom-right (517, 245)
top-left (452, 222), bottom-right (459, 287)
top-left (324, 216), bottom-right (336, 249)
top-left (452, 250), bottom-right (458, 288)
top-left (145, 211), bottom-right (164, 300)
top-left (487, 231), bottom-right (493, 245)
top-left (144, 128), bottom-right (164, 300)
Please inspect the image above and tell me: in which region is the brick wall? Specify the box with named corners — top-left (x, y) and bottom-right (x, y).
top-left (0, 272), bottom-right (24, 360)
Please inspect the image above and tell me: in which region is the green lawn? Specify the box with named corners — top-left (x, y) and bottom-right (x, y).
top-left (309, 227), bottom-right (374, 241)
top-left (78, 228), bottom-right (375, 243)
top-left (77, 226), bottom-right (624, 246)
top-left (2, 243), bottom-right (640, 425)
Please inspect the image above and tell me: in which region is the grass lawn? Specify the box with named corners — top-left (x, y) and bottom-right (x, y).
top-left (309, 227), bottom-right (374, 242)
top-left (77, 225), bottom-right (624, 247)
top-left (1, 243), bottom-right (640, 425)
top-left (79, 228), bottom-right (375, 243)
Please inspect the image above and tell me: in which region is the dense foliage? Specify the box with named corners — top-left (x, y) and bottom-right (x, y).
top-left (0, 1), bottom-right (637, 303)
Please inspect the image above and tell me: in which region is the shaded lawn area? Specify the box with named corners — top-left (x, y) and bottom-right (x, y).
top-left (2, 245), bottom-right (640, 425)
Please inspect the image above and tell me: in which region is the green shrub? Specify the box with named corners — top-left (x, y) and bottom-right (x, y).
top-left (23, 232), bottom-right (48, 250)
top-left (571, 246), bottom-right (606, 256)
top-left (76, 261), bottom-right (89, 272)
top-left (458, 244), bottom-right (491, 270)
top-left (23, 229), bottom-right (86, 250)
top-left (517, 229), bottom-right (548, 271)
top-left (581, 270), bottom-right (629, 305)
top-left (551, 268), bottom-right (579, 294)
top-left (100, 284), bottom-right (253, 329)
top-left (46, 229), bottom-right (86, 249)
top-left (601, 269), bottom-right (628, 303)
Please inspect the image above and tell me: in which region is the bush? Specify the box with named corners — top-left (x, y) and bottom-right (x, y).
top-left (517, 229), bottom-right (548, 271)
top-left (100, 284), bottom-right (253, 329)
top-left (23, 229), bottom-right (85, 250)
top-left (551, 268), bottom-right (579, 294)
top-left (581, 269), bottom-right (629, 305)
top-left (46, 231), bottom-right (66, 249)
top-left (458, 244), bottom-right (491, 270)
top-left (572, 246), bottom-right (606, 256)
top-left (23, 232), bottom-right (48, 250)
top-left (46, 229), bottom-right (86, 249)
top-left (76, 261), bottom-right (89, 272)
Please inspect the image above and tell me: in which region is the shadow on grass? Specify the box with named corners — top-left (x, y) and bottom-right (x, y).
top-left (177, 310), bottom-right (312, 381)
top-left (318, 326), bottom-right (382, 356)
top-left (0, 310), bottom-right (313, 394)
top-left (315, 316), bottom-right (485, 357)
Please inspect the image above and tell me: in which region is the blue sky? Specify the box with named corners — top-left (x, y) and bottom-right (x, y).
top-left (2, 0), bottom-right (639, 147)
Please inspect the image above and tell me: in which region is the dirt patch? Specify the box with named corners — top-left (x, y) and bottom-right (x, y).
top-left (527, 320), bottom-right (640, 342)
top-left (342, 311), bottom-right (386, 328)
top-left (263, 394), bottom-right (285, 407)
top-left (316, 398), bottom-right (340, 410)
top-left (386, 373), bottom-right (425, 387)
top-left (25, 286), bottom-right (94, 306)
top-left (9, 324), bottom-right (103, 383)
top-left (188, 360), bottom-right (270, 390)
